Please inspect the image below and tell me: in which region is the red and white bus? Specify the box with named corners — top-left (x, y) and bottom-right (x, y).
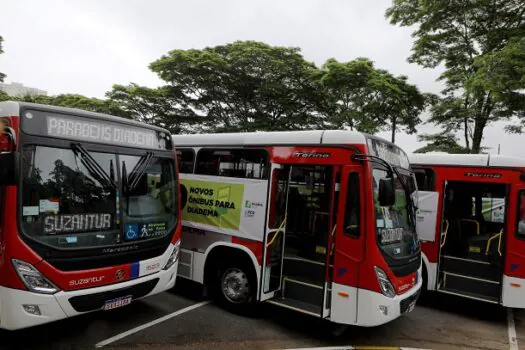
top-left (410, 153), bottom-right (525, 306)
top-left (0, 101), bottom-right (181, 330)
top-left (173, 130), bottom-right (422, 327)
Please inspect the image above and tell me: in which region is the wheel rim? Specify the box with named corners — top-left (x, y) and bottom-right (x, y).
top-left (221, 267), bottom-right (250, 304)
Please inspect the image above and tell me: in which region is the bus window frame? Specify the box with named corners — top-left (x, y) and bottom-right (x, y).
top-left (176, 148), bottom-right (196, 174)
top-left (195, 147), bottom-right (270, 180)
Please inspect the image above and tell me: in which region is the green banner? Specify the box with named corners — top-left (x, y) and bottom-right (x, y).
top-left (180, 178), bottom-right (244, 230)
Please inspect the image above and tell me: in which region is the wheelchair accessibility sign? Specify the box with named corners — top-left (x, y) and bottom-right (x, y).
top-left (125, 224), bottom-right (139, 240)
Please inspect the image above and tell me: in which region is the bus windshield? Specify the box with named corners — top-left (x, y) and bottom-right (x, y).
top-left (20, 145), bottom-right (177, 249)
top-left (372, 167), bottom-right (418, 260)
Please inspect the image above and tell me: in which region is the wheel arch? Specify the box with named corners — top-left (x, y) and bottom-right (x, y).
top-left (203, 242), bottom-right (261, 296)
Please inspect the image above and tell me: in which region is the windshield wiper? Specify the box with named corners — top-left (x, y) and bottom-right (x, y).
top-left (71, 143), bottom-right (117, 190)
top-left (127, 152), bottom-right (154, 191)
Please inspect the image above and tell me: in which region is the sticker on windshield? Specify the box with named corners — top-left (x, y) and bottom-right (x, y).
top-left (140, 222), bottom-right (168, 238)
top-left (23, 206), bottom-right (39, 216)
top-left (376, 219), bottom-right (385, 228)
top-left (125, 224), bottom-right (139, 241)
top-left (39, 199), bottom-right (59, 213)
top-left (44, 213), bottom-right (112, 234)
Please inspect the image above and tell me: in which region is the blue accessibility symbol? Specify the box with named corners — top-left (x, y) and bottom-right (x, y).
top-left (125, 224), bottom-right (138, 240)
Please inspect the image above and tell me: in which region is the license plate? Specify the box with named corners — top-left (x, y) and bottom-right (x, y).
top-left (407, 300), bottom-right (416, 313)
top-left (103, 295), bottom-right (132, 310)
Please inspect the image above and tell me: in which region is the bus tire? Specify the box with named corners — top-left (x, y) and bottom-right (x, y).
top-left (215, 260), bottom-right (256, 313)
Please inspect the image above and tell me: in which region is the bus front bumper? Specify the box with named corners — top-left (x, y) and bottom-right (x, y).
top-left (0, 261), bottom-right (178, 330)
top-left (356, 266), bottom-right (423, 327)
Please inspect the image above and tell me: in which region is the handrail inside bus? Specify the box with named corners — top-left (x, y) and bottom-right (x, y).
top-left (485, 229), bottom-right (503, 256)
top-left (266, 216), bottom-right (287, 248)
top-left (440, 220), bottom-right (449, 248)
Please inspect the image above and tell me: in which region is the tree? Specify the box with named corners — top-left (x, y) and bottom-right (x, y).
top-left (106, 83), bottom-right (197, 134)
top-left (414, 132), bottom-right (471, 154)
top-left (320, 58), bottom-right (426, 142)
top-left (149, 40), bottom-right (323, 133)
top-left (0, 90), bottom-right (9, 102)
top-left (19, 93), bottom-right (128, 118)
top-left (386, 0), bottom-right (525, 153)
top-left (0, 35), bottom-right (5, 82)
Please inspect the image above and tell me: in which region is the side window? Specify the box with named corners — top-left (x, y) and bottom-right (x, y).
top-left (517, 191), bottom-right (525, 239)
top-left (413, 168), bottom-right (435, 191)
top-left (176, 149), bottom-right (195, 173)
top-left (195, 148), bottom-right (269, 179)
top-left (344, 172), bottom-right (360, 238)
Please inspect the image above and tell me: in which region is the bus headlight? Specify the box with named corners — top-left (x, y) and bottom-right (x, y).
top-left (12, 259), bottom-right (59, 294)
top-left (374, 266), bottom-right (396, 298)
top-left (163, 241), bottom-right (180, 271)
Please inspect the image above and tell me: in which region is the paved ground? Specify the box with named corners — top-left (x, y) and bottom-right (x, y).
top-left (0, 280), bottom-right (520, 350)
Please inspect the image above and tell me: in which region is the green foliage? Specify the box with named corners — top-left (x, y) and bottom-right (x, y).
top-left (149, 41), bottom-right (323, 132)
top-left (106, 83), bottom-right (198, 134)
top-left (414, 132), bottom-right (470, 154)
top-left (320, 58), bottom-right (426, 142)
top-left (0, 35), bottom-right (5, 82)
top-left (18, 93), bottom-right (128, 118)
top-left (0, 90), bottom-right (9, 102)
top-left (386, 0), bottom-right (525, 153)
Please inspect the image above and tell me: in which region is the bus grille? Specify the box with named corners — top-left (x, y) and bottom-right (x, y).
top-left (68, 278), bottom-right (159, 312)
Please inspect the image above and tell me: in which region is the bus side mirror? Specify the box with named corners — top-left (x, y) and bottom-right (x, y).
top-left (379, 177), bottom-right (395, 207)
top-left (0, 152), bottom-right (16, 185)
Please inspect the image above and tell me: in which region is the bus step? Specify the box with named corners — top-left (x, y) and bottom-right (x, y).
top-left (442, 271), bottom-right (500, 301)
top-left (440, 255), bottom-right (500, 282)
top-left (283, 256), bottom-right (327, 281)
top-left (267, 298), bottom-right (322, 317)
top-left (438, 287), bottom-right (499, 304)
top-left (282, 276), bottom-right (324, 306)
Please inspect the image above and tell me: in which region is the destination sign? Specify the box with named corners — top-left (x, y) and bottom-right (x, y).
top-left (21, 109), bottom-right (171, 150)
top-left (47, 115), bottom-right (157, 148)
top-left (367, 137), bottom-right (410, 169)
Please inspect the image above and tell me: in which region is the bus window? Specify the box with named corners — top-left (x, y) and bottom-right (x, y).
top-left (268, 168), bottom-right (289, 229)
top-left (518, 191), bottom-right (525, 239)
top-left (344, 172), bottom-right (360, 238)
top-left (413, 168), bottom-right (435, 191)
top-left (195, 148), bottom-right (269, 179)
top-left (176, 149), bottom-right (195, 173)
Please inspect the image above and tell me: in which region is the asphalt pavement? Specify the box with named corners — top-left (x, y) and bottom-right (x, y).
top-left (0, 280), bottom-right (520, 350)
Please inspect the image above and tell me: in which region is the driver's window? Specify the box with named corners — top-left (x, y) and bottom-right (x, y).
top-left (517, 191), bottom-right (525, 239)
top-left (344, 172), bottom-right (360, 238)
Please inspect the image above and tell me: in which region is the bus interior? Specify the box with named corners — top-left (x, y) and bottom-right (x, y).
top-left (438, 181), bottom-right (507, 302)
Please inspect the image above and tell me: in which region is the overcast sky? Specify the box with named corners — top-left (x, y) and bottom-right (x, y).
top-left (1, 0), bottom-right (522, 155)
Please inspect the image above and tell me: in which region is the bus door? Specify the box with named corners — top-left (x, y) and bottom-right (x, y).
top-left (329, 165), bottom-right (364, 324)
top-left (502, 185), bottom-right (525, 308)
top-left (260, 164), bottom-right (290, 301)
top-left (437, 179), bottom-right (507, 303)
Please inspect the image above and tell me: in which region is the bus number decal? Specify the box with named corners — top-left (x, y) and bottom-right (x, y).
top-left (379, 228), bottom-right (404, 244)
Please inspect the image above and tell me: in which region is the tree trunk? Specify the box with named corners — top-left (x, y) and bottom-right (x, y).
top-left (463, 117), bottom-right (470, 150)
top-left (391, 116), bottom-right (396, 143)
top-left (471, 118), bottom-right (487, 154)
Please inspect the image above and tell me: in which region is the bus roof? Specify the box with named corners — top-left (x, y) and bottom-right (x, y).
top-left (0, 100), bottom-right (170, 134)
top-left (409, 153), bottom-right (525, 168)
top-left (172, 130), bottom-right (368, 146)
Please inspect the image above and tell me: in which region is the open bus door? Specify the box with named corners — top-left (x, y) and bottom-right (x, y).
top-left (502, 185), bottom-right (525, 308)
top-left (437, 180), bottom-right (506, 303)
top-left (260, 164), bottom-right (290, 301)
